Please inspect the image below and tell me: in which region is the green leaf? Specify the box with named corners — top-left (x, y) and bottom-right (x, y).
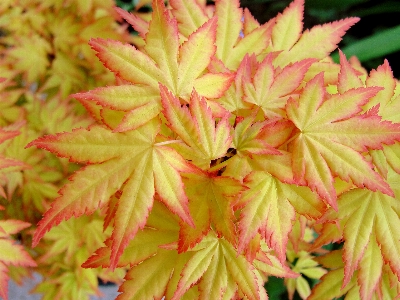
top-left (332, 25), bottom-right (400, 63)
top-left (305, 0), bottom-right (368, 10)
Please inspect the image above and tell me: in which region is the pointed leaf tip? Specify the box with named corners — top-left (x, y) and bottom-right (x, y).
top-left (89, 38), bottom-right (162, 86)
top-left (114, 7), bottom-right (149, 38)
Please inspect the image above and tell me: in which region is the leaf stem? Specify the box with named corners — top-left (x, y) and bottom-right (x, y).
top-left (281, 132), bottom-right (300, 148)
top-left (154, 140), bottom-right (184, 146)
top-left (208, 157), bottom-right (232, 173)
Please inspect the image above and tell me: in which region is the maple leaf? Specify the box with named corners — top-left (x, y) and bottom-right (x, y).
top-left (310, 246), bottom-right (399, 300)
top-left (232, 114), bottom-right (283, 157)
top-left (349, 59), bottom-right (400, 177)
top-left (27, 120), bottom-right (196, 269)
top-left (178, 171), bottom-right (244, 252)
top-left (238, 171), bottom-right (325, 263)
top-left (308, 250), bottom-right (358, 300)
top-left (0, 219), bottom-right (36, 300)
top-left (7, 35), bottom-right (52, 82)
top-left (83, 201), bottom-right (181, 270)
top-left (170, 0), bottom-right (208, 37)
top-left (253, 240), bottom-right (299, 280)
top-left (268, 0), bottom-right (359, 67)
top-left (160, 84), bottom-right (232, 164)
top-left (84, 201), bottom-right (196, 299)
top-left (364, 60), bottom-right (397, 114)
top-left (0, 78), bottom-right (25, 126)
top-left (119, 249), bottom-right (193, 300)
top-left (174, 236), bottom-right (297, 300)
top-left (114, 7), bottom-right (149, 39)
top-left (311, 221), bottom-right (343, 252)
top-left (314, 166), bottom-right (400, 299)
top-left (336, 50), bottom-right (364, 94)
top-left (172, 233), bottom-right (263, 300)
top-left (32, 214), bottom-right (124, 300)
top-left (0, 125), bottom-right (30, 198)
top-left (0, 122), bottom-right (62, 215)
top-left (172, 0), bottom-right (275, 70)
top-left (242, 53), bottom-right (316, 118)
top-left (339, 187), bottom-right (400, 294)
top-left (74, 0), bottom-right (232, 131)
top-left (0, 127), bottom-right (26, 172)
top-left (285, 250), bottom-right (327, 300)
top-left (85, 200), bottom-right (294, 300)
top-left (39, 216), bottom-right (106, 263)
top-left (0, 126), bottom-right (20, 146)
top-left (230, 116), bottom-right (296, 182)
top-left (215, 55), bottom-right (255, 113)
top-left (286, 73), bottom-right (400, 208)
top-left (214, 0), bottom-right (274, 70)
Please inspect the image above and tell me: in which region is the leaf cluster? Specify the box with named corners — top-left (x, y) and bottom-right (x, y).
top-left (0, 0), bottom-right (132, 298)
top-left (25, 0), bottom-right (400, 299)
top-left (1, 0), bottom-right (400, 299)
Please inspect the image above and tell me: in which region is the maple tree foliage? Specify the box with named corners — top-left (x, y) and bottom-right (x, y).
top-left (20, 0), bottom-right (400, 299)
top-left (0, 121), bottom-right (36, 300)
top-left (0, 0), bottom-right (130, 298)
